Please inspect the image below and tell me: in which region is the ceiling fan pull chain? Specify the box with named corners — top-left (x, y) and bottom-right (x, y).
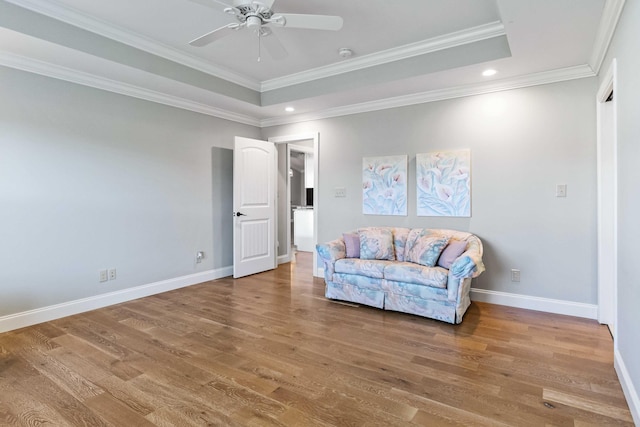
top-left (257, 29), bottom-right (261, 62)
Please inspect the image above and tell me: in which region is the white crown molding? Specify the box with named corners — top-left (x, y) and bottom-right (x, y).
top-left (2, 46), bottom-right (595, 130)
top-left (3, 0), bottom-right (616, 96)
top-left (260, 64), bottom-right (596, 127)
top-left (1, 0), bottom-right (506, 94)
top-left (589, 0), bottom-right (626, 74)
top-left (0, 267), bottom-right (233, 334)
top-left (3, 0), bottom-right (261, 91)
top-left (261, 21), bottom-right (506, 92)
top-left (0, 51), bottom-right (261, 126)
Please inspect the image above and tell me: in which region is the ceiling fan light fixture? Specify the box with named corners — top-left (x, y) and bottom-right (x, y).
top-left (246, 15), bottom-right (262, 29)
top-left (482, 69), bottom-right (497, 77)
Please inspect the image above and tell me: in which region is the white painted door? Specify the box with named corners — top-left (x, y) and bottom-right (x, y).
top-left (233, 136), bottom-right (276, 278)
top-left (597, 81), bottom-right (617, 338)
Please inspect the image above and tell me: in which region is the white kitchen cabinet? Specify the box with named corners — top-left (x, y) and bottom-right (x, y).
top-left (293, 208), bottom-right (314, 252)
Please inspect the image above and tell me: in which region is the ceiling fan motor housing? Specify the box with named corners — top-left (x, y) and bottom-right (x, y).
top-left (235, 3), bottom-right (273, 22)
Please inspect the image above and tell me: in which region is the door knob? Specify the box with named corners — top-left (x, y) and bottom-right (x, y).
top-left (234, 211), bottom-right (247, 217)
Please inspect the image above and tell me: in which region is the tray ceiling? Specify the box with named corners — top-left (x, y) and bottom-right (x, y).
top-left (0, 0), bottom-right (620, 126)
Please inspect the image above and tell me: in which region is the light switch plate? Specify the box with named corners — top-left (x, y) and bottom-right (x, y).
top-left (334, 187), bottom-right (346, 198)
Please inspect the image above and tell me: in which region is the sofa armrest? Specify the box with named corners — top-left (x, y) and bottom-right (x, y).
top-left (449, 236), bottom-right (485, 279)
top-left (316, 238), bottom-right (346, 281)
top-left (446, 235), bottom-right (485, 301)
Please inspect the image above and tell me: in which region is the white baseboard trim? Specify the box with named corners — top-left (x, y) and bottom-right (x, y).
top-left (277, 254), bottom-right (291, 265)
top-left (613, 349), bottom-right (640, 426)
top-left (615, 349), bottom-right (640, 425)
top-left (313, 273), bottom-right (596, 318)
top-left (0, 267), bottom-right (232, 334)
top-left (214, 266), bottom-right (233, 279)
top-left (470, 288), bottom-right (598, 319)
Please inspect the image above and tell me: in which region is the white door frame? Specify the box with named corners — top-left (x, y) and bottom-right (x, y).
top-left (269, 132), bottom-right (320, 277)
top-left (596, 58), bottom-right (618, 341)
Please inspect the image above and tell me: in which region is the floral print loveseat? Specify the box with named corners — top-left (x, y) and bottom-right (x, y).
top-left (316, 227), bottom-right (485, 324)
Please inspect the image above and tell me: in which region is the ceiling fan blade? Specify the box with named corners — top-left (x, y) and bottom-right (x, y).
top-left (251, 0), bottom-right (275, 9)
top-left (211, 0), bottom-right (234, 7)
top-left (186, 0), bottom-right (233, 9)
top-left (189, 23), bottom-right (240, 47)
top-left (275, 13), bottom-right (343, 31)
top-left (262, 32), bottom-right (288, 60)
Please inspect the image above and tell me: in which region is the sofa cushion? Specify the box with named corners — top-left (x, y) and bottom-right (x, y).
top-left (326, 279), bottom-right (385, 308)
top-left (437, 239), bottom-right (468, 269)
top-left (332, 272), bottom-right (385, 292)
top-left (382, 279), bottom-right (449, 301)
top-left (405, 231), bottom-right (450, 267)
top-left (343, 233), bottom-right (360, 258)
top-left (383, 262), bottom-right (448, 288)
top-left (358, 228), bottom-right (395, 260)
top-left (334, 258), bottom-right (393, 279)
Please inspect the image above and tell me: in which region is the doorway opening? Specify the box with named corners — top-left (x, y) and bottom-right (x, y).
top-left (269, 132), bottom-right (320, 277)
top-left (289, 142), bottom-right (314, 255)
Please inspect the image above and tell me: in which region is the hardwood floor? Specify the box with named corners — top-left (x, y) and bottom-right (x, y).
top-left (0, 252), bottom-right (633, 426)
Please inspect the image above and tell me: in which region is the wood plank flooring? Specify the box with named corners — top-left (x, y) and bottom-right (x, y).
top-left (0, 252), bottom-right (633, 426)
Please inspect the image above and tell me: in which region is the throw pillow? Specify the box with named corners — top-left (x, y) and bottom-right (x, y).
top-left (406, 235), bottom-right (450, 267)
top-left (343, 233), bottom-right (360, 258)
top-left (358, 228), bottom-right (395, 260)
top-left (391, 227), bottom-right (410, 262)
top-left (437, 239), bottom-right (468, 269)
top-left (403, 228), bottom-right (436, 260)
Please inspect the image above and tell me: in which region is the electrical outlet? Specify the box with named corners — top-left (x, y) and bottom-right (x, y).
top-left (108, 268), bottom-right (117, 280)
top-left (99, 269), bottom-right (108, 282)
top-left (511, 269), bottom-right (521, 282)
top-left (334, 187), bottom-right (346, 198)
top-left (196, 251), bottom-right (204, 263)
top-left (556, 184), bottom-right (567, 197)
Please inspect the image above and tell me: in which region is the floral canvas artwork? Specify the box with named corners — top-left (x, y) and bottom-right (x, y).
top-left (416, 150), bottom-right (471, 217)
top-left (362, 155), bottom-right (407, 216)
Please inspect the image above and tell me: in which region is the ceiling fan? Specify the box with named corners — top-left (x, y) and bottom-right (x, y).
top-left (189, 0), bottom-right (344, 60)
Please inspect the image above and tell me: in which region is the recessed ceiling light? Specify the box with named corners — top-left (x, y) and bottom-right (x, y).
top-left (482, 69), bottom-right (497, 77)
top-left (285, 106), bottom-right (295, 112)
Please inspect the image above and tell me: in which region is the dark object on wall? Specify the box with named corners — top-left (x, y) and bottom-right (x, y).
top-left (306, 188), bottom-right (314, 207)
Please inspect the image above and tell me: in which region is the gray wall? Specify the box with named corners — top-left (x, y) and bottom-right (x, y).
top-left (276, 143), bottom-right (288, 257)
top-left (599, 0), bottom-right (640, 418)
top-left (262, 77), bottom-right (598, 304)
top-left (0, 65), bottom-right (260, 317)
top-left (211, 147), bottom-right (234, 268)
top-left (291, 169), bottom-right (303, 206)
